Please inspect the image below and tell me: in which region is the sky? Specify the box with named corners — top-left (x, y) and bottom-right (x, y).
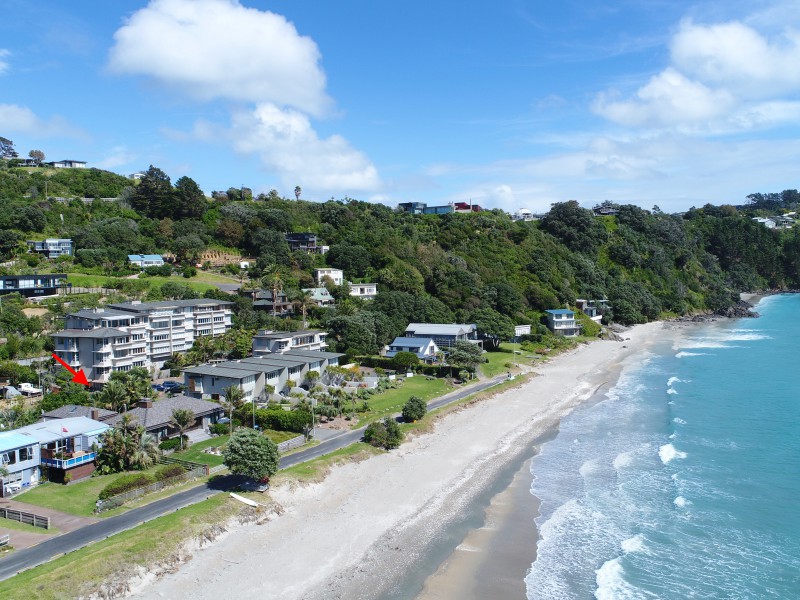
top-left (2, 0), bottom-right (800, 213)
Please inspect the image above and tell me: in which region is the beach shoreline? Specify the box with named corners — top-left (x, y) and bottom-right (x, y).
top-left (130, 322), bottom-right (667, 600)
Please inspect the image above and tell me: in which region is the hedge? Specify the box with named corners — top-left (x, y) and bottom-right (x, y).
top-left (254, 408), bottom-right (311, 433)
top-left (158, 436), bottom-right (187, 451)
top-left (155, 464), bottom-right (186, 481)
top-left (98, 473), bottom-right (155, 500)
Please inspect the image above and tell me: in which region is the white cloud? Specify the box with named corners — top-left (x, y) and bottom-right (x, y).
top-left (108, 0), bottom-right (331, 116)
top-left (593, 68), bottom-right (736, 127)
top-left (94, 146), bottom-right (137, 170)
top-left (592, 17), bottom-right (800, 132)
top-left (0, 104), bottom-right (82, 138)
top-left (0, 49), bottom-right (10, 74)
top-left (671, 20), bottom-right (800, 97)
top-left (226, 103), bottom-right (380, 192)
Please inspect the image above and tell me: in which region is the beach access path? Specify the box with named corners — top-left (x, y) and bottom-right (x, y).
top-left (133, 322), bottom-right (666, 600)
top-left (0, 372), bottom-right (510, 582)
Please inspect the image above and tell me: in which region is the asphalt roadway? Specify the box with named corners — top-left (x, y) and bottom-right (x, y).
top-left (0, 373), bottom-right (508, 582)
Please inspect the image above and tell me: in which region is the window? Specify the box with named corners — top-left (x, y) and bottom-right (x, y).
top-left (19, 447), bottom-right (32, 461)
top-left (1, 451), bottom-right (16, 465)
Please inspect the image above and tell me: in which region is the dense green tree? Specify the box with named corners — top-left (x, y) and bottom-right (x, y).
top-left (363, 416), bottom-right (404, 449)
top-left (173, 176), bottom-right (206, 219)
top-left (223, 427), bottom-right (280, 481)
top-left (131, 165), bottom-right (172, 218)
top-left (392, 351), bottom-right (420, 371)
top-left (469, 308), bottom-right (515, 351)
top-left (402, 395), bottom-right (427, 422)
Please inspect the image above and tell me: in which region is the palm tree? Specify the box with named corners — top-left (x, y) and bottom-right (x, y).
top-left (287, 288), bottom-right (314, 328)
top-left (294, 185), bottom-right (301, 201)
top-left (260, 267), bottom-right (285, 318)
top-left (100, 380), bottom-right (128, 412)
top-left (221, 385), bottom-right (245, 431)
top-left (170, 408), bottom-right (195, 450)
top-left (130, 431), bottom-right (159, 470)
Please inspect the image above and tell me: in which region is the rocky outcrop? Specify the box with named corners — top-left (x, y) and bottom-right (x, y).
top-left (714, 300), bottom-right (759, 319)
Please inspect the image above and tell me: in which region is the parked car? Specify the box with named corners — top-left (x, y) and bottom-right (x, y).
top-left (161, 381), bottom-right (183, 391)
top-left (151, 383), bottom-right (166, 392)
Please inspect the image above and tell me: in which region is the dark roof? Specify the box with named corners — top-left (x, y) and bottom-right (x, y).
top-left (52, 327), bottom-right (129, 339)
top-left (68, 308), bottom-right (136, 319)
top-left (105, 395), bottom-right (223, 431)
top-left (254, 329), bottom-right (324, 340)
top-left (42, 404), bottom-right (117, 422)
top-left (108, 299), bottom-right (233, 313)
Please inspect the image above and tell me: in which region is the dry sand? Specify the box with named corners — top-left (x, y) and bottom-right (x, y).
top-left (131, 322), bottom-right (664, 600)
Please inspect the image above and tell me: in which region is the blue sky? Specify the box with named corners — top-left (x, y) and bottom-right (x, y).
top-left (3, 0), bottom-right (800, 213)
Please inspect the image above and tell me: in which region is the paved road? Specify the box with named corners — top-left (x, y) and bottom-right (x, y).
top-left (0, 373), bottom-right (508, 581)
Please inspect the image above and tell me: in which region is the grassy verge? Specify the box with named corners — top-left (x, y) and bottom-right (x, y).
top-left (481, 344), bottom-right (518, 378)
top-left (171, 435), bottom-right (229, 466)
top-left (358, 376), bottom-right (450, 425)
top-left (273, 443), bottom-right (382, 485)
top-left (0, 494), bottom-right (238, 600)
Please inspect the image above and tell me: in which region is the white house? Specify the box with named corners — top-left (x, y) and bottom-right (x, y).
top-left (404, 323), bottom-right (479, 348)
top-left (252, 329), bottom-right (328, 356)
top-left (545, 309), bottom-right (581, 337)
top-left (49, 160), bottom-right (87, 169)
top-left (127, 254), bottom-right (165, 269)
top-left (349, 282), bottom-right (378, 299)
top-left (315, 268), bottom-right (344, 287)
top-left (385, 337), bottom-right (439, 363)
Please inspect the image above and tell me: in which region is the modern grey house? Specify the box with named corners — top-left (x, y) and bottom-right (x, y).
top-left (26, 238), bottom-right (73, 258)
top-left (252, 329), bottom-right (329, 356)
top-left (403, 323), bottom-right (479, 348)
top-left (0, 273), bottom-right (68, 298)
top-left (183, 350), bottom-right (343, 402)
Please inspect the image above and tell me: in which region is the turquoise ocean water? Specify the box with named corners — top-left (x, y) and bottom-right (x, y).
top-left (526, 294), bottom-right (800, 599)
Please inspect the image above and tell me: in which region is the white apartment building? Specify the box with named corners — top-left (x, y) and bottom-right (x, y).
top-left (52, 299), bottom-right (233, 386)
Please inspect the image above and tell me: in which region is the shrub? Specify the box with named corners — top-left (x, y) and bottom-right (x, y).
top-left (155, 464), bottom-right (186, 481)
top-left (209, 422), bottom-right (230, 435)
top-left (254, 408), bottom-right (311, 433)
top-left (99, 473), bottom-right (155, 500)
top-left (158, 436), bottom-right (187, 451)
top-left (402, 395), bottom-right (427, 422)
top-left (182, 266), bottom-right (197, 278)
top-left (363, 417), bottom-right (404, 450)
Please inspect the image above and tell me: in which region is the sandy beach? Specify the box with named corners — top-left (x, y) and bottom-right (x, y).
top-left (131, 322), bottom-right (665, 600)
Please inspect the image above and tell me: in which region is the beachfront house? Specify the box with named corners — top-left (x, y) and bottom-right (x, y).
top-left (403, 323), bottom-right (479, 348)
top-left (26, 238), bottom-right (73, 258)
top-left (0, 273), bottom-right (68, 298)
top-left (349, 283), bottom-right (378, 300)
top-left (183, 350), bottom-right (343, 401)
top-left (385, 337), bottom-right (439, 364)
top-left (545, 309), bottom-right (581, 337)
top-left (104, 396), bottom-right (224, 440)
top-left (0, 417), bottom-right (111, 493)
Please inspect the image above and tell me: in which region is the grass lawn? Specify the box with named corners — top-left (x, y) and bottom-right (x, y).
top-left (0, 494), bottom-right (234, 600)
top-left (62, 272), bottom-right (221, 294)
top-left (16, 473), bottom-right (126, 518)
top-left (358, 376), bottom-right (450, 425)
top-left (171, 435), bottom-right (229, 466)
top-left (481, 343), bottom-right (518, 378)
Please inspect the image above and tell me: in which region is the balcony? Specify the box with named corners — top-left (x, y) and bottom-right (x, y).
top-left (40, 449), bottom-right (97, 470)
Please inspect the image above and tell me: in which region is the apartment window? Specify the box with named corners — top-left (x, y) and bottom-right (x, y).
top-left (197, 318), bottom-right (211, 324)
top-left (151, 321), bottom-right (169, 329)
top-left (1, 451), bottom-right (16, 465)
top-left (153, 334), bottom-right (170, 341)
top-left (115, 365), bottom-right (132, 372)
top-left (19, 447), bottom-right (33, 461)
top-left (213, 316), bottom-right (223, 322)
top-left (172, 320), bottom-right (182, 327)
top-left (132, 334), bottom-right (144, 340)
top-left (133, 361), bottom-right (145, 367)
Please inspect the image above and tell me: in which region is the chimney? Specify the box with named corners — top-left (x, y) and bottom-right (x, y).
top-left (137, 398), bottom-right (153, 409)
top-left (91, 408), bottom-right (99, 420)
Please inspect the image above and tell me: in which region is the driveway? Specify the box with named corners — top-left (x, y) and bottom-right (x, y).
top-left (0, 498), bottom-right (98, 552)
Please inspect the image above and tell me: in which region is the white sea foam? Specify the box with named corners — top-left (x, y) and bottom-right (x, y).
top-left (675, 351), bottom-right (708, 358)
top-left (612, 450), bottom-right (634, 470)
top-left (667, 377), bottom-right (682, 386)
top-left (621, 534), bottom-right (648, 554)
top-left (595, 558), bottom-right (642, 600)
top-left (667, 388), bottom-right (678, 395)
top-left (659, 443), bottom-right (687, 464)
top-left (674, 496), bottom-right (688, 508)
top-left (678, 340), bottom-right (741, 349)
top-left (673, 418), bottom-right (687, 425)
top-left (580, 459), bottom-right (599, 478)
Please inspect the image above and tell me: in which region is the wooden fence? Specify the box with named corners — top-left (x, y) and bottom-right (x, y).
top-left (0, 507), bottom-right (50, 529)
top-left (0, 534), bottom-right (9, 547)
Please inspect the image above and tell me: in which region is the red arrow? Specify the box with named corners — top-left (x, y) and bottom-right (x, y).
top-left (51, 353), bottom-right (90, 386)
